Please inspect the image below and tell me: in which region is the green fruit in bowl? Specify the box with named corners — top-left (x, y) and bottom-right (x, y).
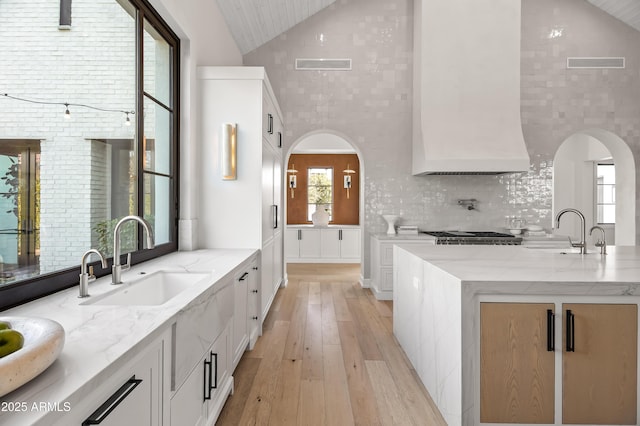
top-left (0, 329), bottom-right (24, 358)
top-left (0, 321), bottom-right (11, 330)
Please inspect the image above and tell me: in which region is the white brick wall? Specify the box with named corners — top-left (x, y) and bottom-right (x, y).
top-left (0, 0), bottom-right (158, 272)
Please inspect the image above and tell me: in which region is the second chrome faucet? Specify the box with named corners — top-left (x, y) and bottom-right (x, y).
top-left (112, 215), bottom-right (155, 285)
top-left (555, 208), bottom-right (587, 254)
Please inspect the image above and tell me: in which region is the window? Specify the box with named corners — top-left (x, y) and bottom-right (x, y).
top-left (596, 164), bottom-right (615, 224)
top-left (0, 0), bottom-right (180, 309)
top-left (307, 168), bottom-right (333, 221)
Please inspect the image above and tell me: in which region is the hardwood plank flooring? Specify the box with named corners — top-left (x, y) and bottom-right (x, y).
top-left (217, 263), bottom-right (446, 426)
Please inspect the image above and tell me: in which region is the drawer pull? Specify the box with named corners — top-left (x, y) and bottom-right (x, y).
top-left (546, 309), bottom-right (555, 352)
top-left (566, 309), bottom-right (575, 352)
top-left (82, 376), bottom-right (142, 425)
top-left (203, 358), bottom-right (212, 401)
top-left (239, 272), bottom-right (249, 281)
top-left (209, 351), bottom-right (218, 390)
top-left (252, 289), bottom-right (258, 293)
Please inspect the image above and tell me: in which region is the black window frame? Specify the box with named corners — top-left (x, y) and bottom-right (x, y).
top-left (0, 0), bottom-right (180, 311)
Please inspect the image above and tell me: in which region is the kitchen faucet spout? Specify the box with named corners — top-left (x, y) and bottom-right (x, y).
top-left (555, 208), bottom-right (587, 254)
top-left (112, 215), bottom-right (155, 285)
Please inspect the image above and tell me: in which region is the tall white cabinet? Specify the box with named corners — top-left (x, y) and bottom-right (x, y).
top-left (197, 66), bottom-right (284, 335)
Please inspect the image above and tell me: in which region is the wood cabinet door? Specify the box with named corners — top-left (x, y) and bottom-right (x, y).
top-left (562, 303), bottom-right (637, 425)
top-left (480, 302), bottom-right (555, 424)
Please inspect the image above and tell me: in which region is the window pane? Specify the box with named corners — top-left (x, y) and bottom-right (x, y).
top-left (307, 168), bottom-right (333, 221)
top-left (144, 173), bottom-right (171, 246)
top-left (0, 1), bottom-right (137, 283)
top-left (143, 19), bottom-right (171, 107)
top-left (597, 164), bottom-right (615, 184)
top-left (143, 97), bottom-right (171, 175)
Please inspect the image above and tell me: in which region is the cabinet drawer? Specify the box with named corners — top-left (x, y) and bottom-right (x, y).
top-left (380, 268), bottom-right (394, 291)
top-left (380, 243), bottom-right (394, 266)
top-left (174, 280), bottom-right (234, 387)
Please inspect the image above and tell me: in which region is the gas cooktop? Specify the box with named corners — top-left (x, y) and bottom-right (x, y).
top-left (420, 231), bottom-right (522, 245)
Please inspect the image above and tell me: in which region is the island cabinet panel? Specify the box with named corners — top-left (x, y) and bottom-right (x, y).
top-left (562, 303), bottom-right (637, 425)
top-left (480, 302), bottom-right (555, 424)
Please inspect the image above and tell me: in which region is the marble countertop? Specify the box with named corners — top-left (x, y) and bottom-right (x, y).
top-left (286, 224), bottom-right (361, 229)
top-left (396, 244), bottom-right (640, 284)
top-left (0, 248), bottom-right (256, 426)
top-left (371, 233), bottom-right (436, 241)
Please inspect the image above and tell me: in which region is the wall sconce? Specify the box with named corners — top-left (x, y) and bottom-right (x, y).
top-left (343, 164), bottom-right (356, 199)
top-left (221, 123), bottom-right (237, 180)
top-left (287, 164), bottom-right (298, 198)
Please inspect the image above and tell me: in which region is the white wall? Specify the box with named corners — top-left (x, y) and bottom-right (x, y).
top-left (148, 0), bottom-right (243, 250)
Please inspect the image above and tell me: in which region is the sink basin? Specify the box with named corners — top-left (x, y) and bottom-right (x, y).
top-left (82, 271), bottom-right (211, 306)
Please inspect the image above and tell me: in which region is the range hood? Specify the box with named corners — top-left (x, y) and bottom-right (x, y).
top-left (412, 0), bottom-right (530, 175)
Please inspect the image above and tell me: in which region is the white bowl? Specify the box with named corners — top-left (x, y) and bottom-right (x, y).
top-left (0, 316), bottom-right (65, 397)
top-left (509, 228), bottom-right (523, 235)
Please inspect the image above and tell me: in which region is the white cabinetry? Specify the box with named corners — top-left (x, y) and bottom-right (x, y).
top-left (370, 234), bottom-right (435, 300)
top-left (61, 329), bottom-right (170, 426)
top-left (198, 66), bottom-right (284, 333)
top-left (232, 254), bottom-right (261, 369)
top-left (171, 277), bottom-right (235, 426)
top-left (286, 227), bottom-right (360, 263)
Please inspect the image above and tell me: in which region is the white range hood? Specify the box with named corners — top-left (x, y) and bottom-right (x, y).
top-left (412, 0), bottom-right (530, 175)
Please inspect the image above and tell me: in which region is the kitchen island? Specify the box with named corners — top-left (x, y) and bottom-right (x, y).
top-left (393, 244), bottom-right (640, 426)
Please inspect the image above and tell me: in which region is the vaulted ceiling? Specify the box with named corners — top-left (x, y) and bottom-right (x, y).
top-left (586, 0), bottom-right (640, 32)
top-left (216, 0), bottom-right (640, 56)
top-left (215, 0), bottom-right (336, 54)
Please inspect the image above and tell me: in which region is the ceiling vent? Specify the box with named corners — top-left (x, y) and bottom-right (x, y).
top-left (567, 57), bottom-right (625, 69)
top-left (295, 58), bottom-right (352, 71)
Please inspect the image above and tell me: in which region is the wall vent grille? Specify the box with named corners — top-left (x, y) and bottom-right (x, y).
top-left (567, 57), bottom-right (625, 69)
top-left (295, 58), bottom-right (352, 70)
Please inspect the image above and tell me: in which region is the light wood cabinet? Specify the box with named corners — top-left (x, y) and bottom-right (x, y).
top-left (480, 302), bottom-right (555, 424)
top-left (562, 303), bottom-right (637, 425)
top-left (479, 302), bottom-right (638, 425)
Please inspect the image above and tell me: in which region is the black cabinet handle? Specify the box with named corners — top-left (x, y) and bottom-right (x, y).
top-left (252, 289), bottom-right (258, 293)
top-left (209, 352), bottom-right (218, 390)
top-left (566, 309), bottom-right (575, 352)
top-left (252, 316), bottom-right (259, 320)
top-left (339, 229), bottom-right (343, 240)
top-left (252, 266), bottom-right (259, 270)
top-left (277, 131), bottom-right (282, 148)
top-left (298, 229), bottom-right (301, 240)
top-left (267, 113), bottom-right (273, 134)
top-left (203, 357), bottom-right (212, 401)
top-left (272, 205), bottom-right (278, 229)
top-left (239, 272), bottom-right (249, 281)
top-left (546, 309), bottom-right (555, 352)
top-left (82, 376), bottom-right (142, 425)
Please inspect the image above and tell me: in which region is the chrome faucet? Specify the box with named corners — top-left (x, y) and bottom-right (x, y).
top-left (112, 215), bottom-right (155, 285)
top-left (589, 225), bottom-right (607, 255)
top-left (555, 208), bottom-right (587, 254)
top-left (79, 249), bottom-right (107, 298)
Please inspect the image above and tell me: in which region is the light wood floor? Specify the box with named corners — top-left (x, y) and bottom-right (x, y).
top-left (216, 263), bottom-right (447, 426)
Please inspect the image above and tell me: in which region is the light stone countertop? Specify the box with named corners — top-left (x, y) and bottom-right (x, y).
top-left (371, 232), bottom-right (436, 241)
top-left (0, 248), bottom-right (257, 426)
top-left (393, 244), bottom-right (640, 426)
top-left (286, 224), bottom-right (361, 228)
top-left (397, 244), bottom-right (640, 286)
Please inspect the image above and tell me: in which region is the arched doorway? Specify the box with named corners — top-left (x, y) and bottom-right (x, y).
top-left (553, 129), bottom-right (635, 245)
top-left (283, 131), bottom-right (365, 281)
